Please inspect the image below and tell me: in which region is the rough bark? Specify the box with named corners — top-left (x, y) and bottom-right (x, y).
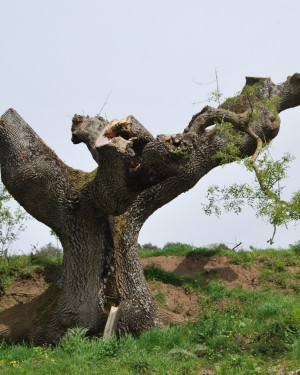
top-left (0, 74), bottom-right (299, 343)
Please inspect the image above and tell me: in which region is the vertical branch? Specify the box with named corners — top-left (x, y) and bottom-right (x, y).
top-left (97, 89), bottom-right (113, 117)
top-left (215, 68), bottom-right (221, 107)
top-left (267, 225), bottom-right (277, 245)
top-left (246, 127), bottom-right (282, 203)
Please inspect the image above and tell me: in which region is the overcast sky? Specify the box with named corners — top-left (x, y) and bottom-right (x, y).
top-left (1, 0), bottom-right (299, 253)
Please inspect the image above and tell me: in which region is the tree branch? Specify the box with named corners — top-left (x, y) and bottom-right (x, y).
top-left (0, 109), bottom-right (90, 231)
top-left (125, 73), bottom-right (300, 223)
top-left (185, 106), bottom-right (249, 135)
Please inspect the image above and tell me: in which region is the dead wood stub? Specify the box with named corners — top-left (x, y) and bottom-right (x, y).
top-left (103, 306), bottom-right (121, 337)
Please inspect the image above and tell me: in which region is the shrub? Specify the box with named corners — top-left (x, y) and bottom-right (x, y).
top-left (290, 241), bottom-right (300, 256)
top-left (33, 243), bottom-right (62, 258)
top-left (140, 243), bottom-right (158, 252)
top-left (163, 241), bottom-right (182, 249)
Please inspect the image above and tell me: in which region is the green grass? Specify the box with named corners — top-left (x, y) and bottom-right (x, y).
top-left (154, 289), bottom-right (167, 305)
top-left (0, 296), bottom-right (299, 374)
top-left (139, 243), bottom-right (224, 258)
top-left (130, 242), bottom-right (299, 373)
top-left (0, 243), bottom-right (299, 374)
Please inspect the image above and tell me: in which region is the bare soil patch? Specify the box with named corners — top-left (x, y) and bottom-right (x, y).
top-left (0, 266), bottom-right (60, 343)
top-left (149, 280), bottom-right (202, 324)
top-left (0, 275), bottom-right (45, 342)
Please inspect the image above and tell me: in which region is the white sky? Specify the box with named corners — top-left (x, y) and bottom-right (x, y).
top-left (0, 0), bottom-right (299, 253)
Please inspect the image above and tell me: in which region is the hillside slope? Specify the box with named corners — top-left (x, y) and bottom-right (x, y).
top-left (0, 246), bottom-right (299, 343)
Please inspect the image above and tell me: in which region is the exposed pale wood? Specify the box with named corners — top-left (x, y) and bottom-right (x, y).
top-left (103, 306), bottom-right (121, 337)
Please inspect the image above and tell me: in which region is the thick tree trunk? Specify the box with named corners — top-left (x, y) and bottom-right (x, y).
top-left (0, 74), bottom-right (299, 344)
top-left (35, 210), bottom-right (160, 344)
top-left (35, 215), bottom-right (111, 343)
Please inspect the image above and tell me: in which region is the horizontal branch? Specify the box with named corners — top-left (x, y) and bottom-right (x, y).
top-left (185, 105), bottom-right (249, 135)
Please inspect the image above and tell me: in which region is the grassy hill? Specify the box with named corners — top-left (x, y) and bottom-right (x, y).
top-left (0, 243), bottom-right (299, 374)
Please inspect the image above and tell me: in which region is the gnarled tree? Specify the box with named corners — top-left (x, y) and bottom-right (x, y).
top-left (0, 74), bottom-right (299, 343)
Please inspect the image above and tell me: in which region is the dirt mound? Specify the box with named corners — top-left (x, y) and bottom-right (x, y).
top-left (148, 280), bottom-right (202, 326)
top-left (0, 274), bottom-right (45, 342)
top-left (0, 266), bottom-right (60, 343)
top-left (141, 254), bottom-right (262, 289)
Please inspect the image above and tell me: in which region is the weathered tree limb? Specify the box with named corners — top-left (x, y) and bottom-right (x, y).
top-left (185, 106), bottom-right (250, 135)
top-left (272, 73), bottom-right (300, 112)
top-left (72, 75), bottom-right (300, 203)
top-left (0, 109), bottom-right (85, 232)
